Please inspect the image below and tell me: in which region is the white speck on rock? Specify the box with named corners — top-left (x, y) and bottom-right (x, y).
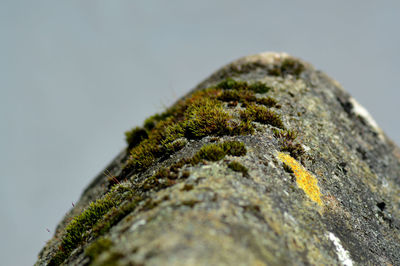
top-left (302, 144), bottom-right (310, 152)
top-left (129, 219), bottom-right (146, 232)
top-left (349, 97), bottom-right (384, 141)
top-left (327, 232), bottom-right (353, 266)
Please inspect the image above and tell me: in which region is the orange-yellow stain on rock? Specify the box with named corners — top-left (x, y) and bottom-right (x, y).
top-left (278, 152), bottom-right (323, 206)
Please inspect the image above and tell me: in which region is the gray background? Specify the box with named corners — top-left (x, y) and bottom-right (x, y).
top-left (1, 1), bottom-right (399, 265)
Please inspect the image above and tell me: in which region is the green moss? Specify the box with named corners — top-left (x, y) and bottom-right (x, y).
top-left (128, 140), bottom-right (158, 172)
top-left (191, 141), bottom-right (247, 165)
top-left (163, 138), bottom-right (187, 154)
top-left (124, 79), bottom-right (269, 176)
top-left (216, 78), bottom-right (248, 91)
top-left (281, 142), bottom-right (305, 159)
top-left (273, 129), bottom-right (304, 159)
top-left (49, 185), bottom-right (134, 265)
top-left (228, 161), bottom-right (249, 177)
top-left (221, 141), bottom-right (247, 156)
top-left (85, 237), bottom-right (113, 261)
top-left (228, 120), bottom-right (255, 135)
top-left (216, 78), bottom-right (271, 94)
top-left (92, 195), bottom-right (143, 237)
top-left (248, 82), bottom-right (271, 94)
top-left (125, 127), bottom-right (148, 149)
top-left (269, 58), bottom-right (305, 77)
top-left (273, 129), bottom-right (298, 141)
top-left (218, 89), bottom-right (256, 102)
top-left (240, 103), bottom-right (285, 129)
top-left (184, 98), bottom-right (232, 138)
top-left (143, 109), bottom-right (176, 131)
top-left (91, 251), bottom-right (124, 266)
top-left (256, 97), bottom-right (278, 107)
top-left (195, 143), bottom-right (226, 162)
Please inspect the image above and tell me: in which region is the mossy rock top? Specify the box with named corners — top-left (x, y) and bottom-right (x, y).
top-left (37, 52), bottom-right (400, 266)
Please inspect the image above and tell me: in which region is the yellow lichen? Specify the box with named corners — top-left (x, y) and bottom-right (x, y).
top-left (278, 152), bottom-right (323, 206)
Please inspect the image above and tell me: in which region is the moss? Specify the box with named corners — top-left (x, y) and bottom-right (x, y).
top-left (218, 89), bottom-right (256, 103)
top-left (92, 195), bottom-right (143, 237)
top-left (216, 78), bottom-right (271, 94)
top-left (248, 82), bottom-right (271, 94)
top-left (216, 78), bottom-right (248, 91)
top-left (85, 237), bottom-right (113, 261)
top-left (91, 251), bottom-right (124, 266)
top-left (273, 129), bottom-right (298, 141)
top-left (229, 120), bottom-right (255, 135)
top-left (273, 129), bottom-right (304, 159)
top-left (125, 127), bottom-right (148, 149)
top-left (184, 98), bottom-right (232, 138)
top-left (221, 141), bottom-right (247, 156)
top-left (182, 199), bottom-right (200, 207)
top-left (128, 140), bottom-right (158, 172)
top-left (195, 143), bottom-right (226, 162)
top-left (124, 79), bottom-right (268, 176)
top-left (191, 141), bottom-right (247, 164)
top-left (269, 58), bottom-right (304, 77)
top-left (228, 161), bottom-right (249, 177)
top-left (256, 97), bottom-right (278, 107)
top-left (281, 142), bottom-right (305, 159)
top-left (49, 185), bottom-right (134, 265)
top-left (143, 109), bottom-right (176, 131)
top-left (163, 138), bottom-right (187, 154)
top-left (240, 103), bottom-right (285, 129)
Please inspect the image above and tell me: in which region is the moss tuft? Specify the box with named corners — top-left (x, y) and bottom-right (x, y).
top-left (49, 185), bottom-right (134, 265)
top-left (218, 89), bottom-right (256, 103)
top-left (195, 143), bottom-right (226, 162)
top-left (92, 195), bottom-right (143, 237)
top-left (125, 127), bottom-right (148, 149)
top-left (191, 141), bottom-right (247, 164)
top-left (273, 129), bottom-right (304, 159)
top-left (228, 161), bottom-right (249, 177)
top-left (240, 103), bottom-right (285, 129)
top-left (221, 141), bottom-right (247, 156)
top-left (248, 82), bottom-right (271, 94)
top-left (85, 237), bottom-right (113, 261)
top-left (281, 142), bottom-right (305, 159)
top-left (256, 97), bottom-right (278, 107)
top-left (184, 98), bottom-right (232, 138)
top-left (216, 78), bottom-right (271, 94)
top-left (273, 129), bottom-right (298, 141)
top-left (216, 78), bottom-right (248, 91)
top-left (269, 58), bottom-right (305, 78)
top-left (128, 140), bottom-right (158, 172)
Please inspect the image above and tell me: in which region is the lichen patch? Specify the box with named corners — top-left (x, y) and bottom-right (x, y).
top-left (277, 152), bottom-right (323, 206)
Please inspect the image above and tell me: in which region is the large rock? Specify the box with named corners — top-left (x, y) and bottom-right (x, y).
top-left (37, 52), bottom-right (400, 265)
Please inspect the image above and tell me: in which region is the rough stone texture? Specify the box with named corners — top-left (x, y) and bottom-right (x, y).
top-left (37, 52), bottom-right (400, 265)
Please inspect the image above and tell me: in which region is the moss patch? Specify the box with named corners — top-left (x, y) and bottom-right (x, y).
top-left (228, 161), bottom-right (249, 177)
top-left (49, 77), bottom-right (288, 264)
top-left (84, 237), bottom-right (113, 262)
top-left (240, 103), bottom-right (285, 129)
top-left (273, 129), bottom-right (305, 159)
top-left (49, 185), bottom-right (134, 265)
top-left (184, 98), bottom-right (233, 138)
top-left (125, 127), bottom-right (148, 149)
top-left (269, 58), bottom-right (305, 78)
top-left (191, 141), bottom-right (247, 165)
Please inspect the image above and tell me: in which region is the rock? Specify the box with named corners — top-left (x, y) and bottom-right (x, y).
top-left (37, 52), bottom-right (400, 266)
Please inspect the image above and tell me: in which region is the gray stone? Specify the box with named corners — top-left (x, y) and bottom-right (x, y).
top-left (37, 52), bottom-right (400, 266)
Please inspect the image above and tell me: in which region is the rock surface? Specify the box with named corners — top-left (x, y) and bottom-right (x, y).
top-left (37, 52), bottom-right (400, 266)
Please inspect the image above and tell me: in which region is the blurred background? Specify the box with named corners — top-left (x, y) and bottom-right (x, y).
top-left (1, 1), bottom-right (399, 265)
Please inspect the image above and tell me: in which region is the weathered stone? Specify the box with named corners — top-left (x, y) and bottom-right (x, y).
top-left (37, 52), bottom-right (400, 266)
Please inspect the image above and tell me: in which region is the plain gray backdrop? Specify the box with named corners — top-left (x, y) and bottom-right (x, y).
top-left (1, 1), bottom-right (399, 265)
